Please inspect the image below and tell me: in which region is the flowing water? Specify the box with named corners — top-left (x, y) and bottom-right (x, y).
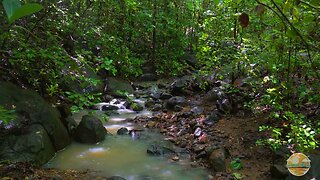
top-left (45, 98), bottom-right (208, 179)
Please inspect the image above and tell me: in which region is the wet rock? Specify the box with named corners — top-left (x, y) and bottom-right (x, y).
top-left (145, 100), bottom-right (155, 108)
top-left (205, 87), bottom-right (226, 102)
top-left (270, 164), bottom-right (288, 178)
top-left (117, 127), bottom-right (129, 135)
top-left (129, 130), bottom-right (141, 140)
top-left (193, 144), bottom-right (206, 153)
top-left (170, 76), bottom-right (192, 95)
top-left (102, 94), bottom-right (114, 102)
top-left (64, 117), bottom-right (77, 136)
top-left (0, 82), bottom-right (71, 151)
top-left (217, 98), bottom-right (232, 114)
top-left (208, 148), bottom-right (227, 172)
top-left (101, 104), bottom-right (119, 111)
top-left (159, 92), bottom-right (173, 100)
top-left (105, 77), bottom-right (134, 96)
top-left (173, 105), bottom-right (183, 112)
top-left (190, 106), bottom-right (204, 115)
top-left (205, 110), bottom-right (221, 125)
top-left (130, 103), bottom-right (143, 111)
top-left (171, 156), bottom-right (180, 161)
top-left (196, 151), bottom-right (207, 159)
top-left (147, 144), bottom-right (175, 156)
top-left (0, 124), bottom-right (55, 165)
top-left (166, 96), bottom-right (186, 110)
top-left (146, 121), bottom-right (157, 128)
top-left (140, 73), bottom-right (157, 81)
top-left (151, 104), bottom-right (162, 111)
top-left (74, 115), bottom-right (107, 144)
top-left (107, 176), bottom-right (126, 180)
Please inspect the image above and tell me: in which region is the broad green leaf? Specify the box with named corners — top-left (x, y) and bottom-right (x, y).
top-left (213, 0), bottom-right (220, 5)
top-left (2, 0), bottom-right (21, 20)
top-left (9, 3), bottom-right (43, 24)
top-left (273, 0), bottom-right (283, 5)
top-left (286, 29), bottom-right (297, 39)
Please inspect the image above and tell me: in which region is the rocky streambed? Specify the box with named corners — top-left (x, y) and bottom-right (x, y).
top-left (2, 76), bottom-right (318, 179)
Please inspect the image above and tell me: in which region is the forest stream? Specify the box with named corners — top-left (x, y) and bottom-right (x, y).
top-left (45, 92), bottom-right (209, 179)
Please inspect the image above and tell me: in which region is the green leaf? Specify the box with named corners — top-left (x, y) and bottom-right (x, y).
top-left (2, 0), bottom-right (21, 20)
top-left (9, 3), bottom-right (43, 24)
top-left (213, 0), bottom-right (220, 5)
top-left (286, 29), bottom-right (297, 39)
top-left (230, 158), bottom-right (243, 170)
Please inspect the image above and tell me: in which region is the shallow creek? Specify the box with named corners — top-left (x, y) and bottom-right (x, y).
top-left (45, 97), bottom-right (208, 179)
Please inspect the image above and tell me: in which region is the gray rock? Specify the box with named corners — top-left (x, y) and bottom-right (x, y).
top-left (151, 104), bottom-right (162, 111)
top-left (102, 94), bottom-right (114, 102)
top-left (145, 100), bottom-right (155, 108)
top-left (60, 63), bottom-right (104, 93)
top-left (270, 164), bottom-right (288, 178)
top-left (205, 110), bottom-right (221, 125)
top-left (147, 144), bottom-right (175, 156)
top-left (217, 98), bottom-right (232, 114)
top-left (190, 106), bottom-right (204, 115)
top-left (170, 76), bottom-right (192, 95)
top-left (101, 104), bottom-right (119, 111)
top-left (159, 92), bottom-right (173, 100)
top-left (209, 148), bottom-right (227, 172)
top-left (205, 87), bottom-right (226, 102)
top-left (140, 73), bottom-right (158, 81)
top-left (0, 124), bottom-right (55, 165)
top-left (117, 127), bottom-right (129, 135)
top-left (0, 82), bottom-right (71, 151)
top-left (166, 96), bottom-right (186, 110)
top-left (107, 176), bottom-right (126, 180)
top-left (74, 115), bottom-right (107, 144)
top-left (105, 77), bottom-right (134, 96)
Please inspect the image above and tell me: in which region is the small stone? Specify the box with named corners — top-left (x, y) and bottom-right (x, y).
top-left (117, 127), bottom-right (129, 135)
top-left (172, 156), bottom-right (180, 161)
top-left (160, 92), bottom-right (173, 100)
top-left (193, 144), bottom-right (206, 153)
top-left (194, 127), bottom-right (202, 137)
top-left (208, 148), bottom-right (227, 172)
top-left (146, 121), bottom-right (157, 128)
top-left (198, 133), bottom-right (208, 143)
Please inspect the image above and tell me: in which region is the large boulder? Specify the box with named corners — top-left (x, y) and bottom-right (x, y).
top-left (105, 77), bottom-right (134, 97)
top-left (60, 62), bottom-right (104, 93)
top-left (0, 124), bottom-right (55, 165)
top-left (74, 115), bottom-right (107, 144)
top-left (165, 96), bottom-right (186, 110)
top-left (0, 82), bottom-right (71, 151)
top-left (208, 148), bottom-right (227, 172)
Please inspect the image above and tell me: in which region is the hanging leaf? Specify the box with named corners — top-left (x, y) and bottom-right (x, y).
top-left (286, 29), bottom-right (297, 39)
top-left (213, 0), bottom-right (220, 5)
top-left (9, 3), bottom-right (43, 24)
top-left (239, 13), bottom-right (249, 28)
top-left (2, 0), bottom-right (43, 24)
top-left (255, 4), bottom-right (265, 16)
top-left (2, 0), bottom-right (21, 19)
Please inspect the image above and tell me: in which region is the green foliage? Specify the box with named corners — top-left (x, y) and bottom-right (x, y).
top-left (2, 0), bottom-right (43, 24)
top-left (0, 106), bottom-right (16, 125)
top-left (232, 173), bottom-right (243, 180)
top-left (230, 158), bottom-right (243, 170)
top-left (66, 92), bottom-right (102, 112)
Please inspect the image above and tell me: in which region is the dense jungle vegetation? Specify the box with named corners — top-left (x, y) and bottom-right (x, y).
top-left (0, 0), bottom-right (319, 154)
